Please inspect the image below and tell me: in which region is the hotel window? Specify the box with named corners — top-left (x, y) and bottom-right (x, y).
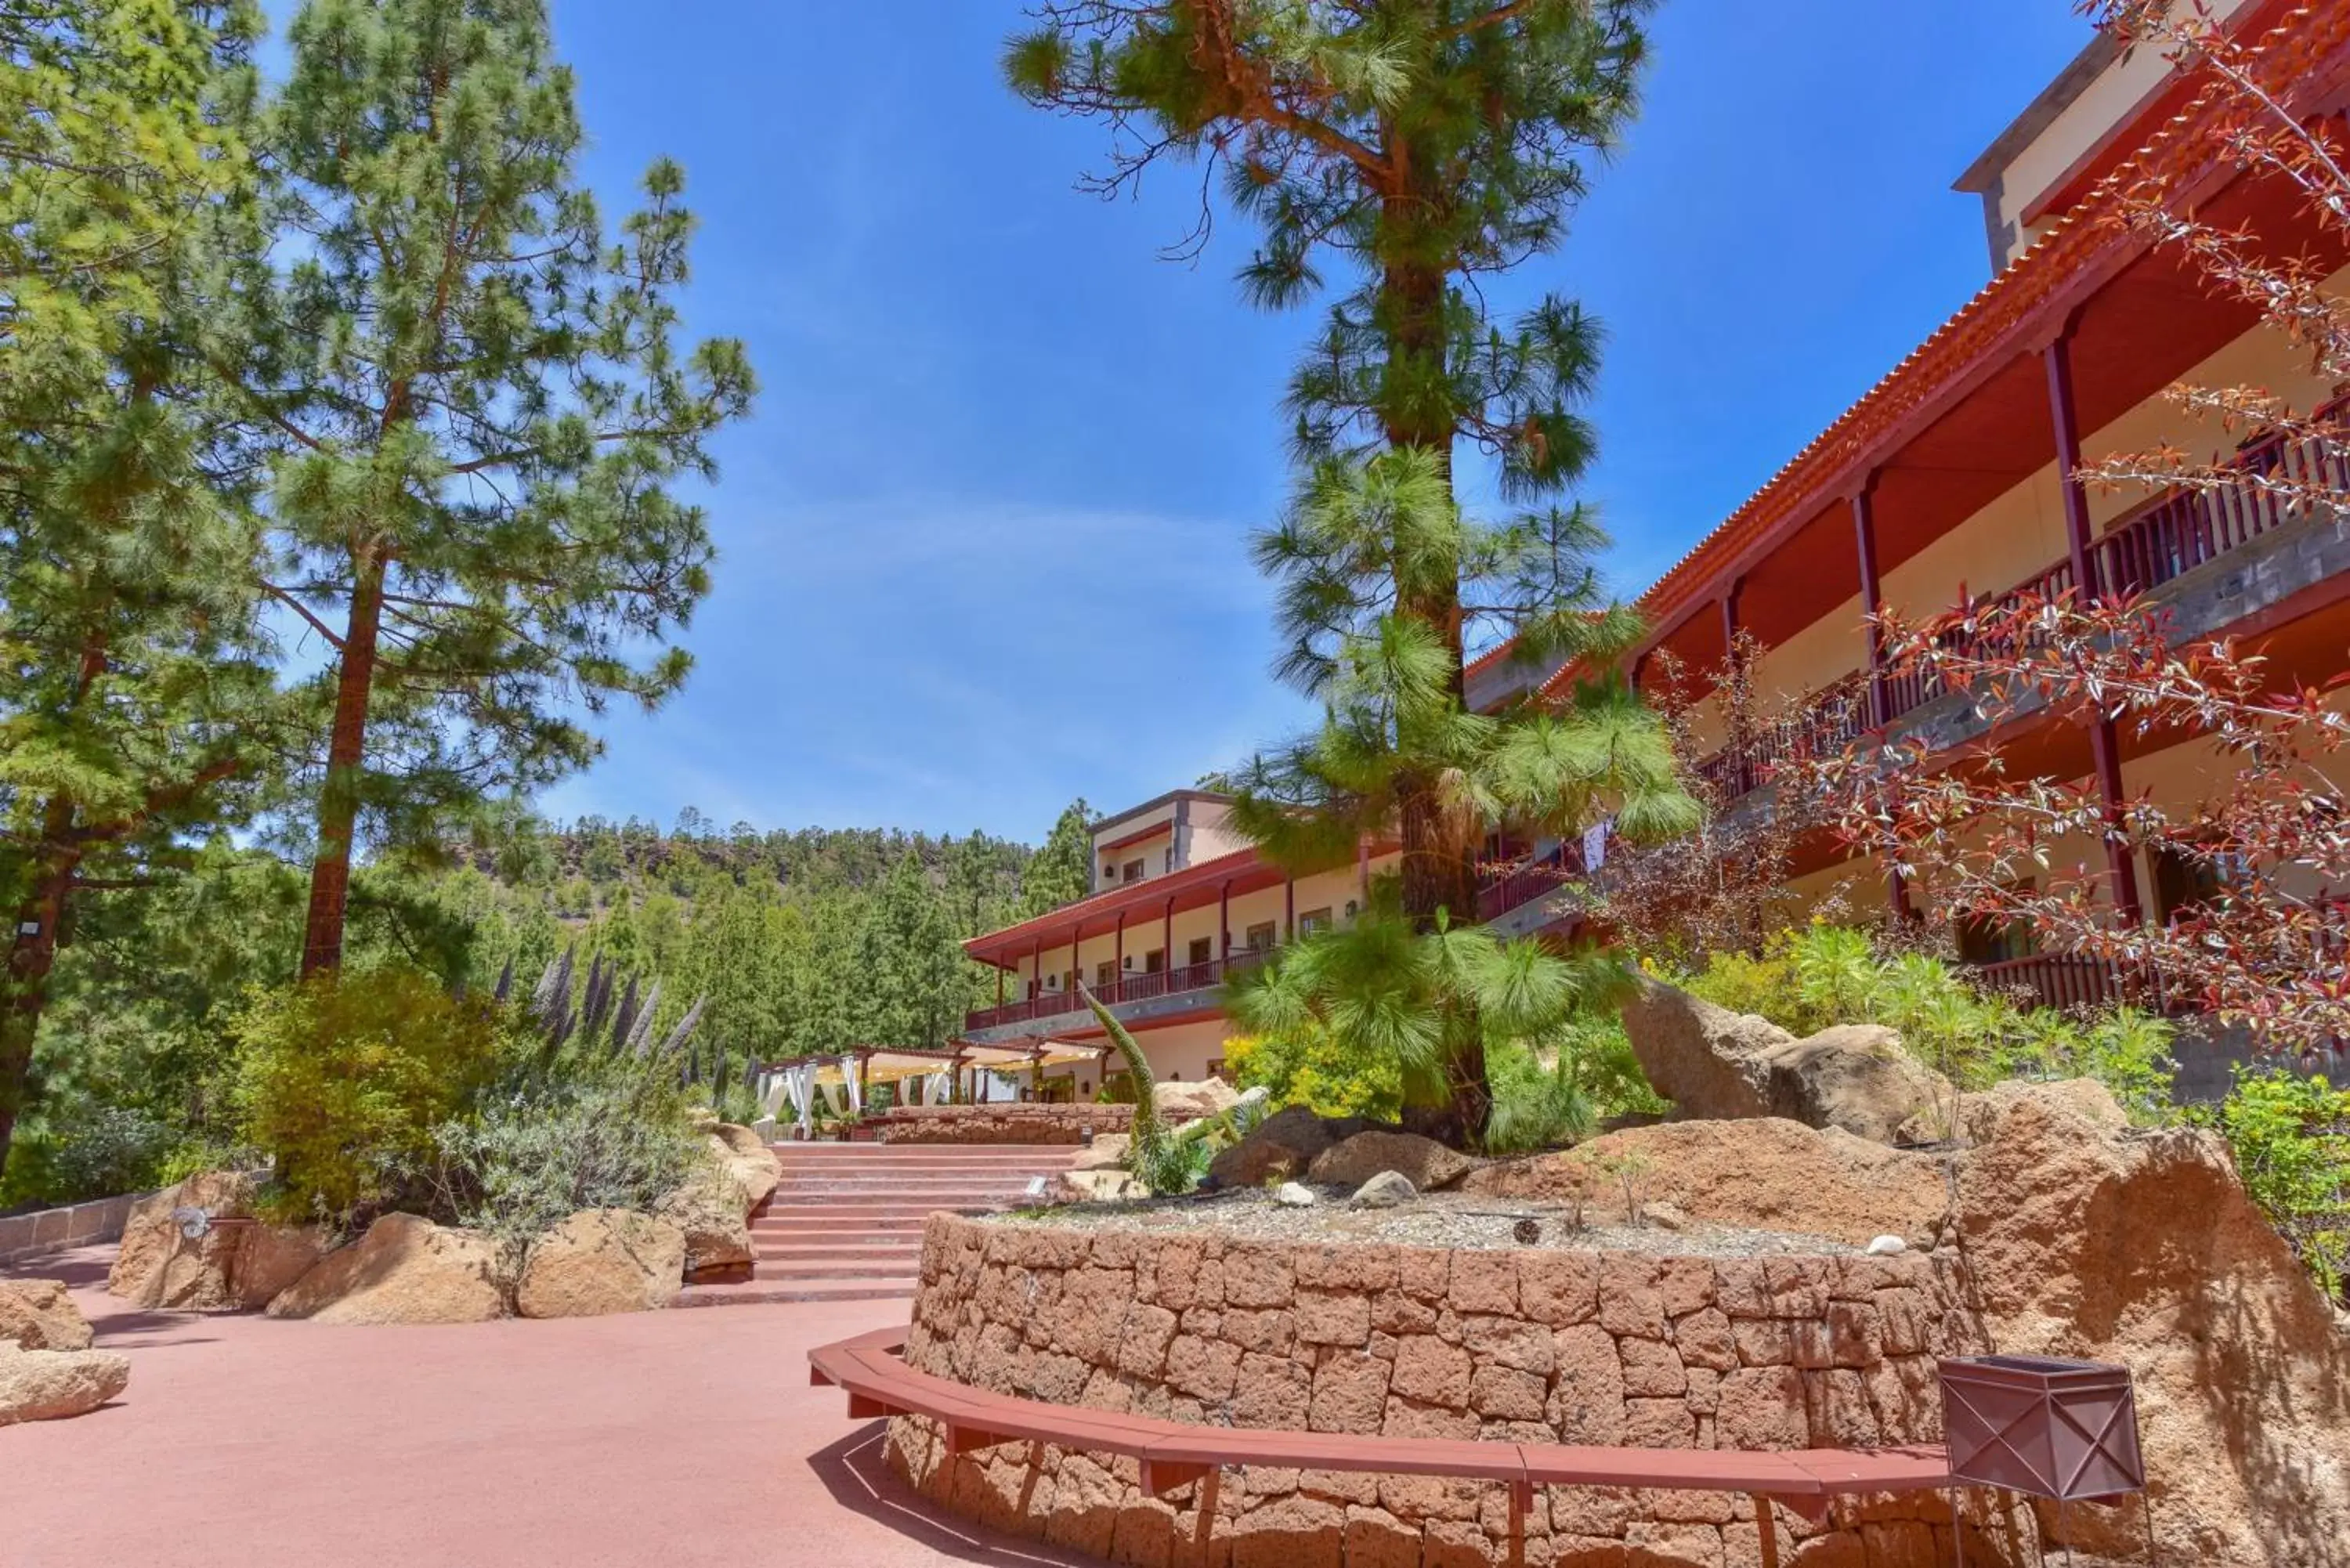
top-left (1144, 948), bottom-right (1166, 974)
top-left (1122, 858), bottom-right (1145, 884)
top-left (1095, 961), bottom-right (1116, 990)
top-left (1298, 906), bottom-right (1333, 936)
top-left (1246, 921), bottom-right (1276, 951)
top-left (2153, 843), bottom-right (2249, 925)
top-left (1187, 937), bottom-right (1213, 967)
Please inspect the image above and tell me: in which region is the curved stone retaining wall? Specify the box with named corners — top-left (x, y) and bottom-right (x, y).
top-left (888, 1213), bottom-right (2005, 1567)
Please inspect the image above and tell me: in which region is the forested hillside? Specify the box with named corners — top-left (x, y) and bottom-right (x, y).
top-left (5, 800), bottom-right (1096, 1208)
top-left (439, 802), bottom-right (1097, 1060)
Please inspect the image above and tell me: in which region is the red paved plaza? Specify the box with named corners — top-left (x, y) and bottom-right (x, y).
top-left (0, 1247), bottom-right (1096, 1568)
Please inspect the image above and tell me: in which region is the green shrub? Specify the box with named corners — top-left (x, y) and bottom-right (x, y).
top-left (229, 966), bottom-right (512, 1220)
top-left (2199, 1067), bottom-right (2350, 1306)
top-left (426, 1073), bottom-right (704, 1264)
top-left (1672, 925), bottom-right (2177, 1121)
top-left (1224, 1023), bottom-right (1402, 1122)
top-left (0, 1102), bottom-right (183, 1209)
top-left (1484, 1039), bottom-right (1595, 1156)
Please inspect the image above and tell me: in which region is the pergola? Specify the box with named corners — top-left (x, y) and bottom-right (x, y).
top-left (751, 1039), bottom-right (1115, 1131)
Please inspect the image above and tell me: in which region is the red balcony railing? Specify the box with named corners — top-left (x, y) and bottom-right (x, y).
top-left (964, 948), bottom-right (1267, 1033)
top-left (1696, 672), bottom-right (1873, 800)
top-left (1704, 419), bottom-right (2345, 797)
top-left (1965, 952), bottom-right (2147, 1013)
top-left (1473, 840), bottom-right (1586, 922)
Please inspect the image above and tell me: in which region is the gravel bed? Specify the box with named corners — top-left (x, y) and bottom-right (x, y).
top-left (996, 1187), bottom-right (1857, 1258)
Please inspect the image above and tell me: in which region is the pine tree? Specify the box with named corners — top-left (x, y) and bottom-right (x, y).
top-left (1007, 3), bottom-right (1683, 1143)
top-left (1020, 797), bottom-right (1094, 916)
top-left (211, 0), bottom-right (756, 977)
top-left (0, 0), bottom-right (274, 1173)
top-left (1229, 450), bottom-right (1693, 1142)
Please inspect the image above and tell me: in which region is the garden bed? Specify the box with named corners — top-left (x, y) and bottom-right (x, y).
top-left (1007, 1186), bottom-right (1859, 1259)
top-left (886, 1209), bottom-right (1990, 1567)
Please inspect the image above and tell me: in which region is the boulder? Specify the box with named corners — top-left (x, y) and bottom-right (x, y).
top-left (0, 1345), bottom-right (128, 1425)
top-left (1152, 1077), bottom-right (1240, 1122)
top-left (1273, 1182), bottom-right (1318, 1207)
top-left (1459, 1116), bottom-right (1950, 1246)
top-left (656, 1171), bottom-right (754, 1282)
top-left (1205, 1107), bottom-right (1386, 1190)
top-left (1069, 1133), bottom-right (1130, 1172)
top-left (515, 1209), bottom-right (685, 1318)
top-left (1059, 1169), bottom-right (1148, 1203)
top-left (266, 1212), bottom-right (506, 1324)
top-left (1348, 1170), bottom-right (1418, 1210)
top-left (1950, 1079), bottom-right (2350, 1568)
top-left (0, 1279), bottom-right (92, 1352)
top-left (231, 1223), bottom-right (331, 1310)
top-left (1307, 1130), bottom-right (1480, 1192)
top-left (1619, 980), bottom-right (1950, 1143)
top-left (703, 1123), bottom-right (781, 1211)
top-left (107, 1170), bottom-right (260, 1310)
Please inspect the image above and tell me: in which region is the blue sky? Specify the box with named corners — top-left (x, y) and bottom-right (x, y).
top-left (534, 2), bottom-right (2092, 844)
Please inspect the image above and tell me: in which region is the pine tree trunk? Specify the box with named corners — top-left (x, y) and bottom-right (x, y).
top-left (1382, 245), bottom-right (1488, 1148)
top-left (299, 549), bottom-right (387, 978)
top-left (0, 807), bottom-right (81, 1179)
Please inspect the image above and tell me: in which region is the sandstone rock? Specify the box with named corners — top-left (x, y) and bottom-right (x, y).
top-left (267, 1212), bottom-right (506, 1324)
top-left (1206, 1107), bottom-right (1386, 1190)
top-left (1152, 1077), bottom-right (1240, 1121)
top-left (0, 1344), bottom-right (128, 1425)
top-left (1273, 1182), bottom-right (1318, 1208)
top-left (0, 1279), bottom-right (92, 1351)
top-left (515, 1209), bottom-right (685, 1318)
top-left (1460, 1117), bottom-right (1949, 1246)
top-left (1348, 1171), bottom-right (1418, 1210)
top-left (1618, 979), bottom-right (1950, 1143)
top-left (107, 1169), bottom-right (262, 1310)
top-left (233, 1223), bottom-right (331, 1310)
top-left (1951, 1078), bottom-right (2350, 1568)
top-left (702, 1124), bottom-right (781, 1211)
top-left (1060, 1169), bottom-right (1148, 1203)
top-left (1068, 1133), bottom-right (1130, 1172)
top-left (1307, 1130), bottom-right (1479, 1193)
top-left (656, 1171), bottom-right (754, 1281)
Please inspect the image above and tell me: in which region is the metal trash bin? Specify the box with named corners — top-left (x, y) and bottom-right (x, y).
top-left (1939, 1354), bottom-right (2146, 1502)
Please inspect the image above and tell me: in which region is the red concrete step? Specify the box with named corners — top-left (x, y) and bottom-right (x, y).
top-left (751, 1216), bottom-right (926, 1234)
top-left (674, 1274), bottom-right (915, 1308)
top-left (757, 1242), bottom-right (921, 1263)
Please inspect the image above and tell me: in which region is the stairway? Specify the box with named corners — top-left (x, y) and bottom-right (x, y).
top-left (671, 1142), bottom-right (1076, 1308)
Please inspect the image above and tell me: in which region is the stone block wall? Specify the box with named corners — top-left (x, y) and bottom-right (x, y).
top-left (0, 1191), bottom-right (146, 1266)
top-left (871, 1105), bottom-right (1138, 1145)
top-left (888, 1213), bottom-right (2013, 1568)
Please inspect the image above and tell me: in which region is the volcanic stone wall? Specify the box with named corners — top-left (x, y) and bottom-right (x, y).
top-left (870, 1105), bottom-right (1135, 1145)
top-left (888, 1213), bottom-right (2011, 1567)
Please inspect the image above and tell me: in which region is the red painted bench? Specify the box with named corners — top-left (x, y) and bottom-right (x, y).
top-left (808, 1326), bottom-right (1954, 1568)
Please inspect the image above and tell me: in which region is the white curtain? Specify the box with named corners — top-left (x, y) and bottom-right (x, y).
top-left (926, 1068), bottom-right (950, 1105)
top-left (779, 1064), bottom-right (814, 1138)
top-left (842, 1054), bottom-right (864, 1118)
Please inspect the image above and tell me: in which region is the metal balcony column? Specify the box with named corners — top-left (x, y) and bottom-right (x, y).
top-left (1113, 911), bottom-right (1124, 997)
top-left (1850, 479), bottom-right (1914, 923)
top-left (1719, 577), bottom-right (1748, 793)
top-left (1162, 895), bottom-right (1174, 982)
top-left (1849, 482), bottom-right (1889, 729)
top-left (1218, 880), bottom-right (1231, 962)
top-left (1284, 876), bottom-right (1295, 941)
top-left (2044, 332), bottom-right (2146, 926)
